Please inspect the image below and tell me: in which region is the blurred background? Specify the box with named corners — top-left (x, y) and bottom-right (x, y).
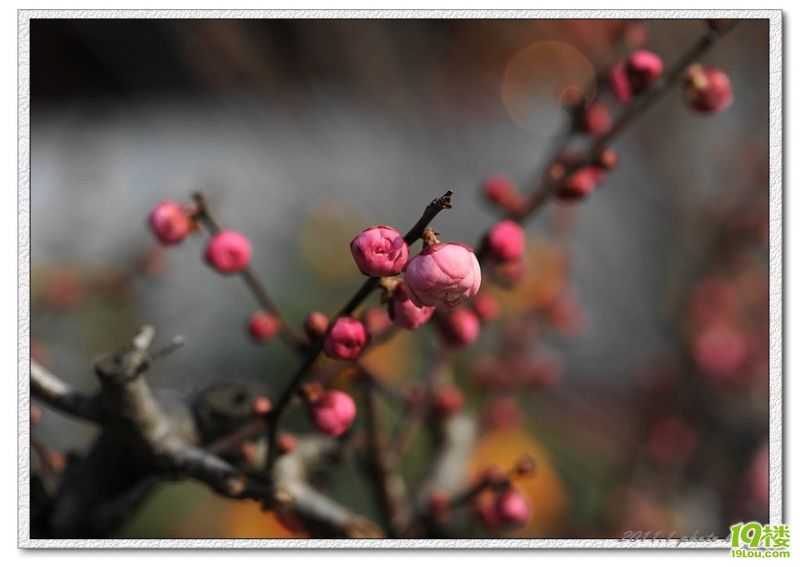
top-left (29, 18), bottom-right (770, 538)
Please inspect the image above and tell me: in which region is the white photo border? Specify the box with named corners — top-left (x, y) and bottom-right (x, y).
top-left (17, 8), bottom-right (783, 550)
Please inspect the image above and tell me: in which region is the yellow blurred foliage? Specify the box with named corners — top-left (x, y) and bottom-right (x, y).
top-left (468, 426), bottom-right (566, 537)
top-left (360, 329), bottom-right (420, 385)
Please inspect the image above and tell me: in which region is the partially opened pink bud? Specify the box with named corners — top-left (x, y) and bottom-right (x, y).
top-left (494, 488), bottom-right (531, 527)
top-left (435, 306), bottom-right (481, 348)
top-left (323, 316), bottom-right (370, 361)
top-left (350, 225), bottom-right (409, 276)
top-left (149, 200), bottom-right (192, 245)
top-left (307, 389), bottom-right (357, 436)
top-left (389, 282), bottom-right (435, 330)
top-left (685, 66), bottom-right (733, 113)
top-left (404, 242), bottom-right (481, 308)
top-left (626, 50), bottom-right (663, 93)
top-left (205, 230), bottom-right (251, 274)
top-left (609, 62), bottom-right (633, 103)
top-left (484, 220), bottom-right (525, 263)
top-left (247, 311), bottom-right (281, 342)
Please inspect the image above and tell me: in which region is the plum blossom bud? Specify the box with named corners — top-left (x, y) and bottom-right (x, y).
top-left (476, 495), bottom-right (501, 530)
top-left (250, 395), bottom-right (272, 416)
top-left (626, 50), bottom-right (663, 93)
top-left (247, 311), bottom-right (282, 343)
top-left (482, 174), bottom-right (518, 208)
top-left (389, 282), bottom-right (435, 330)
top-left (304, 311), bottom-right (329, 339)
top-left (684, 65), bottom-right (733, 113)
top-left (609, 62), bottom-right (633, 103)
top-left (435, 306), bottom-right (481, 348)
top-left (432, 385), bottom-right (465, 417)
top-left (307, 389), bottom-right (357, 436)
top-left (149, 201), bottom-right (192, 245)
top-left (557, 167), bottom-right (601, 202)
top-left (205, 230), bottom-right (251, 274)
top-left (350, 225), bottom-right (409, 276)
top-left (494, 488), bottom-right (531, 527)
top-left (404, 241), bottom-right (481, 308)
top-left (484, 220), bottom-right (525, 263)
top-left (472, 294), bottom-right (501, 322)
top-left (363, 306), bottom-right (393, 336)
top-left (576, 102), bottom-right (613, 136)
top-left (323, 316), bottom-right (370, 361)
top-left (692, 322), bottom-right (748, 377)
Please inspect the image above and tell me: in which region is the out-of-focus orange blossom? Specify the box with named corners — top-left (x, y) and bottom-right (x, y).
top-left (216, 500), bottom-right (305, 538)
top-left (491, 236), bottom-right (569, 314)
top-left (468, 426), bottom-right (566, 536)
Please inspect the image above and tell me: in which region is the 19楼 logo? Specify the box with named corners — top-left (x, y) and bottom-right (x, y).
top-left (730, 522), bottom-right (790, 558)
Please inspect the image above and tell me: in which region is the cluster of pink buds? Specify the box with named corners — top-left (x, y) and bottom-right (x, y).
top-left (475, 487), bottom-right (531, 531)
top-left (323, 316), bottom-right (370, 361)
top-left (561, 87), bottom-right (613, 137)
top-left (684, 64), bottom-right (734, 113)
top-left (610, 50), bottom-right (664, 103)
top-left (303, 385), bottom-right (357, 437)
top-left (551, 146), bottom-right (618, 203)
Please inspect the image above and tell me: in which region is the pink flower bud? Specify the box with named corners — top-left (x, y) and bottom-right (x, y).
top-left (323, 316), bottom-right (370, 361)
top-left (626, 50), bottom-right (663, 93)
top-left (484, 220), bottom-right (525, 263)
top-left (433, 385), bottom-right (465, 417)
top-left (307, 389), bottom-right (357, 436)
top-left (247, 311), bottom-right (281, 343)
top-left (404, 243), bottom-right (481, 308)
top-left (304, 311), bottom-right (329, 338)
top-left (482, 174), bottom-right (517, 207)
top-left (557, 167), bottom-right (600, 202)
top-left (435, 306), bottom-right (481, 348)
top-left (389, 282), bottom-right (435, 330)
top-left (472, 294), bottom-right (501, 322)
top-left (277, 433), bottom-right (297, 455)
top-left (577, 102), bottom-right (613, 136)
top-left (494, 488), bottom-right (531, 527)
top-left (205, 230), bottom-right (251, 274)
top-left (609, 62), bottom-right (633, 103)
top-left (692, 323), bottom-right (748, 377)
top-left (250, 395), bottom-right (272, 416)
top-left (149, 200), bottom-right (192, 245)
top-left (685, 67), bottom-right (733, 113)
top-left (350, 225), bottom-right (409, 277)
top-left (476, 495), bottom-right (501, 530)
